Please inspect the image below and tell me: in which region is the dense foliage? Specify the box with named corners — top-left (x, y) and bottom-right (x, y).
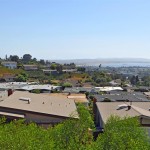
top-left (0, 104), bottom-right (94, 150)
top-left (15, 72), bottom-right (28, 82)
top-left (0, 66), bottom-right (23, 77)
top-left (91, 71), bottom-right (112, 86)
top-left (62, 82), bottom-right (73, 87)
top-left (0, 106), bottom-right (149, 150)
top-left (91, 116), bottom-right (150, 150)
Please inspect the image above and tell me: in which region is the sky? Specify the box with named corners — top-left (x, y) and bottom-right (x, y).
top-left (0, 0), bottom-right (150, 60)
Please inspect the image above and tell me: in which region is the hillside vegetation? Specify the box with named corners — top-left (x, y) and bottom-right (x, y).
top-left (0, 66), bottom-right (23, 77)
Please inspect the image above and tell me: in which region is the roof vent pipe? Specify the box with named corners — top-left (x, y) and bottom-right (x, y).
top-left (28, 100), bottom-right (30, 104)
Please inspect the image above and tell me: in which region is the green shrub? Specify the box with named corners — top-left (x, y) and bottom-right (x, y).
top-left (31, 89), bottom-right (41, 94)
top-left (63, 82), bottom-right (72, 87)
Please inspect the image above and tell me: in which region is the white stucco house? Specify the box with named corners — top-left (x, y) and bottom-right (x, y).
top-left (1, 61), bottom-right (17, 69)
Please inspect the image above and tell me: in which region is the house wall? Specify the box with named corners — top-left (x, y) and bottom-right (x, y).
top-left (25, 112), bottom-right (65, 124)
top-left (24, 66), bottom-right (38, 71)
top-left (0, 107), bottom-right (66, 126)
top-left (141, 117), bottom-right (150, 125)
top-left (95, 107), bottom-right (104, 128)
top-left (4, 77), bottom-right (15, 82)
top-left (43, 70), bottom-right (58, 75)
top-left (2, 63), bottom-right (17, 69)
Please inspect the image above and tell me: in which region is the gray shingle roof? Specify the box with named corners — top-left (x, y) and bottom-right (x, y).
top-left (94, 92), bottom-right (150, 102)
top-left (96, 102), bottom-right (150, 123)
top-left (0, 91), bottom-right (78, 118)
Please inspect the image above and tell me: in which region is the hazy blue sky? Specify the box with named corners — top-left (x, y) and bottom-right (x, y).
top-left (0, 0), bottom-right (150, 59)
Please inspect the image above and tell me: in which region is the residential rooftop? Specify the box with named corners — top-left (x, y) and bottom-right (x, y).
top-left (95, 87), bottom-right (123, 92)
top-left (94, 91), bottom-right (150, 102)
top-left (43, 93), bottom-right (89, 104)
top-left (1, 61), bottom-right (17, 64)
top-left (0, 91), bottom-right (78, 118)
top-left (96, 102), bottom-right (150, 123)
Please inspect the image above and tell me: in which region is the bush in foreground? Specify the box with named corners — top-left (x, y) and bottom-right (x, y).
top-left (0, 107), bottom-right (149, 150)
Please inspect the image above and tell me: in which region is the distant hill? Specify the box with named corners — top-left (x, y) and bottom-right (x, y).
top-left (50, 58), bottom-right (150, 66)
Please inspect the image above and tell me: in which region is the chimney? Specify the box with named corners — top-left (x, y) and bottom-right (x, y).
top-left (8, 89), bottom-right (13, 96)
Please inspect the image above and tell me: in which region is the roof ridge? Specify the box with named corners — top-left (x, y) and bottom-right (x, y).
top-left (131, 105), bottom-right (150, 117)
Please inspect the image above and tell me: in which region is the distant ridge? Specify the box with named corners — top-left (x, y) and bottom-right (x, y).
top-left (50, 58), bottom-right (150, 66)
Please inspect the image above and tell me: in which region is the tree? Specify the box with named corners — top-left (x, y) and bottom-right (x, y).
top-left (93, 116), bottom-right (150, 150)
top-left (15, 72), bottom-right (28, 82)
top-left (23, 54), bottom-right (32, 63)
top-left (32, 89), bottom-right (41, 94)
top-left (0, 107), bottom-right (149, 150)
top-left (32, 58), bottom-right (37, 62)
top-left (50, 64), bottom-right (57, 70)
top-left (9, 55), bottom-right (19, 62)
top-left (52, 104), bottom-right (94, 150)
top-left (130, 75), bottom-right (139, 85)
top-left (39, 59), bottom-right (45, 65)
top-left (0, 119), bottom-right (55, 149)
top-left (142, 76), bottom-right (150, 86)
top-left (15, 74), bottom-right (26, 82)
top-left (62, 82), bottom-right (72, 87)
top-left (56, 65), bottom-right (63, 73)
top-left (95, 78), bottom-right (107, 84)
top-left (136, 75), bottom-right (139, 83)
top-left (0, 104), bottom-right (94, 150)
top-left (77, 67), bottom-right (86, 72)
top-left (45, 60), bottom-right (51, 65)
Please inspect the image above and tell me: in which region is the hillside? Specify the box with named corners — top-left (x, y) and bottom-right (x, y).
top-left (0, 66), bottom-right (23, 77)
